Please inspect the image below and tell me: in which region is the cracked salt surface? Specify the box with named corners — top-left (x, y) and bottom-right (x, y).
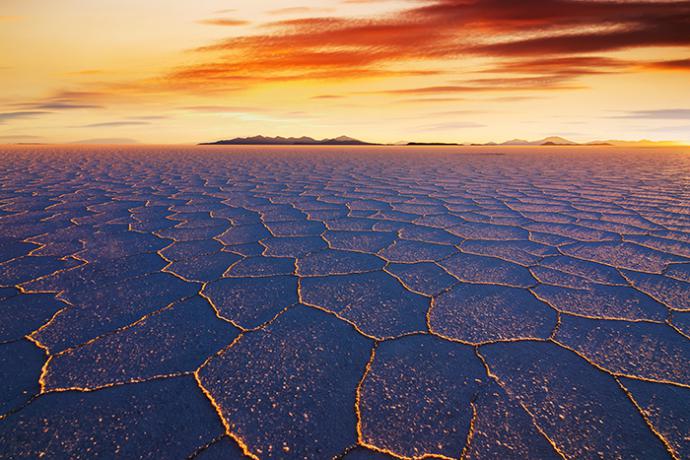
top-left (0, 145), bottom-right (688, 459)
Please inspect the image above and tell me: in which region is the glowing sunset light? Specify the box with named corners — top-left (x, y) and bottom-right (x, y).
top-left (0, 0), bottom-right (689, 145)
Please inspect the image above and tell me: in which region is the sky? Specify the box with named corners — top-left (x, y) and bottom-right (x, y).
top-left (1, 0), bottom-right (689, 145)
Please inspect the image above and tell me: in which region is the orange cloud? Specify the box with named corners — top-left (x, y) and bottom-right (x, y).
top-left (643, 58), bottom-right (690, 71)
top-left (484, 56), bottom-right (631, 76)
top-left (197, 18), bottom-right (250, 26)
top-left (267, 7), bottom-right (335, 15)
top-left (158, 0), bottom-right (690, 93)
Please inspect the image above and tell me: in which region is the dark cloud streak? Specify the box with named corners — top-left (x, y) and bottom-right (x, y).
top-left (0, 111), bottom-right (50, 124)
top-left (77, 121), bottom-right (150, 128)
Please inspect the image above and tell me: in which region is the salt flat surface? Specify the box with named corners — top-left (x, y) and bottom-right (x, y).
top-left (0, 145), bottom-right (688, 459)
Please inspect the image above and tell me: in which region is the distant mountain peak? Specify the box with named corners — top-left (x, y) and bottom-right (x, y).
top-left (501, 139), bottom-right (530, 145)
top-left (537, 136), bottom-right (578, 145)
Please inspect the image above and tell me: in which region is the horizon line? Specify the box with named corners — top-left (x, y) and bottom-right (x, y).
top-left (3, 142), bottom-right (688, 148)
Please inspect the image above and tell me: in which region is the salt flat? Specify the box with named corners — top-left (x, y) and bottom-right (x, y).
top-left (0, 145), bottom-right (688, 459)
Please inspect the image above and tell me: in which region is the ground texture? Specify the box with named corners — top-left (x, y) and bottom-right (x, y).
top-left (0, 146), bottom-right (688, 459)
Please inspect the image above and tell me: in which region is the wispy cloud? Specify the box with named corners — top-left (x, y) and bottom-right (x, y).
top-left (78, 121), bottom-right (150, 128)
top-left (483, 56), bottom-right (631, 76)
top-left (126, 115), bottom-right (169, 120)
top-left (178, 105), bottom-right (266, 113)
top-left (267, 7), bottom-right (335, 15)
top-left (0, 111), bottom-right (50, 124)
top-left (381, 81), bottom-right (583, 96)
top-left (197, 18), bottom-right (250, 26)
top-left (395, 97), bottom-right (467, 104)
top-left (644, 58), bottom-right (690, 71)
top-left (26, 102), bottom-right (102, 110)
top-left (614, 109), bottom-right (690, 120)
top-left (311, 94), bottom-right (344, 100)
top-left (9, 93), bottom-right (106, 112)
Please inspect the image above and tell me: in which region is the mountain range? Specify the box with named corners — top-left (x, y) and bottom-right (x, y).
top-left (200, 135), bottom-right (375, 145)
top-left (498, 136), bottom-right (580, 145)
top-left (492, 137), bottom-right (679, 147)
top-left (200, 135), bottom-right (682, 147)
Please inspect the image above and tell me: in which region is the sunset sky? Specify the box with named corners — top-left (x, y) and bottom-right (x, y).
top-left (1, 0), bottom-right (689, 145)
